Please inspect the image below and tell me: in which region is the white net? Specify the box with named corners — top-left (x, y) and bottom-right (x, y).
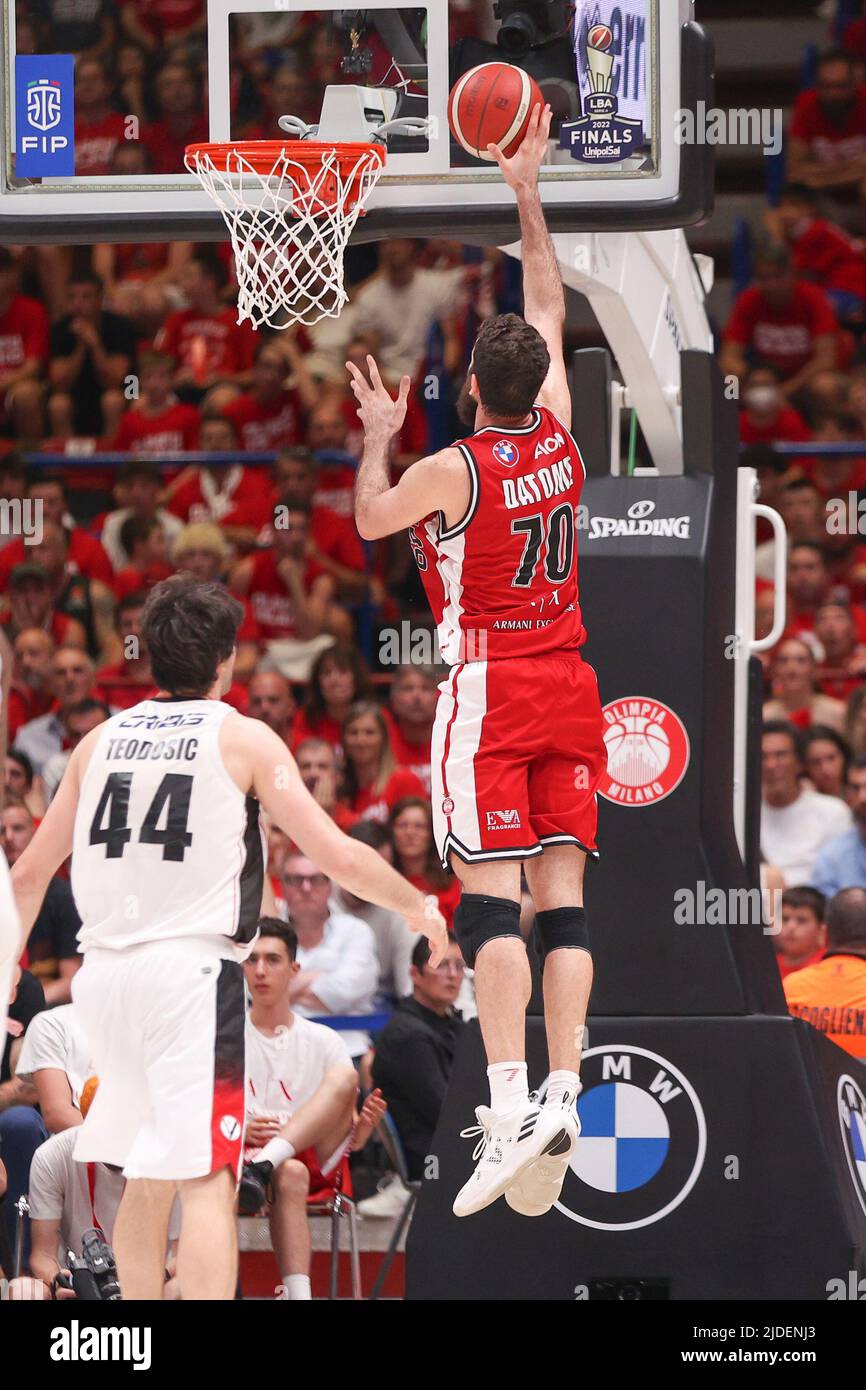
top-left (185, 142), bottom-right (385, 330)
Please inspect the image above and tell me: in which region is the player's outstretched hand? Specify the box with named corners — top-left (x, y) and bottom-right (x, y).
top-left (346, 354), bottom-right (410, 443)
top-left (487, 102), bottom-right (552, 195)
top-left (407, 895), bottom-right (449, 968)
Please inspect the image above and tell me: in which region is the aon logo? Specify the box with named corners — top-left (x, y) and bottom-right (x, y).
top-left (534, 433), bottom-right (564, 459)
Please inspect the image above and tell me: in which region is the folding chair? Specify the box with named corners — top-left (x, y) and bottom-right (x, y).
top-left (306, 1156), bottom-right (363, 1301)
top-left (368, 1111), bottom-right (421, 1301)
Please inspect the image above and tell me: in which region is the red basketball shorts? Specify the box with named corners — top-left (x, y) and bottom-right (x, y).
top-left (431, 651), bottom-right (606, 866)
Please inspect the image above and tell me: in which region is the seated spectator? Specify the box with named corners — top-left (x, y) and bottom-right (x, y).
top-left (295, 738), bottom-right (356, 832)
top-left (15, 647), bottom-right (98, 776)
top-left (114, 517), bottom-right (174, 598)
top-left (231, 505), bottom-right (350, 679)
top-left (342, 331), bottom-right (429, 468)
top-left (121, 0), bottom-right (206, 51)
top-left (270, 449), bottom-right (370, 602)
top-left (720, 243), bottom-right (839, 399)
top-left (389, 797), bottom-right (461, 929)
top-left (278, 853), bottom-right (379, 1058)
top-left (760, 720), bottom-right (852, 885)
top-left (788, 49), bottom-right (866, 208)
top-left (765, 183), bottom-right (866, 319)
top-left (0, 472), bottom-right (114, 591)
top-left (342, 700), bottom-right (427, 824)
top-left (1, 797), bottom-right (81, 1004)
top-left (48, 271), bottom-right (136, 441)
top-left (40, 698), bottom-right (111, 804)
top-left (94, 192), bottom-right (192, 337)
top-left (803, 724), bottom-right (851, 799)
top-left (112, 351), bottom-right (201, 456)
top-left (294, 641), bottom-right (372, 752)
top-left (0, 966), bottom-right (46, 1260)
top-left (221, 338), bottom-right (312, 452)
top-left (236, 918), bottom-right (360, 1298)
top-left (156, 251), bottom-right (254, 400)
top-left (814, 599), bottom-right (866, 700)
top-left (0, 247), bottom-right (49, 441)
top-left (8, 629), bottom-right (56, 739)
top-left (785, 542), bottom-right (834, 635)
top-left (784, 887), bottom-right (866, 1058)
top-left (804, 410), bottom-right (866, 499)
top-left (811, 756), bottom-right (866, 897)
top-left (15, 1004), bottom-right (93, 1134)
top-left (73, 56), bottom-right (127, 177)
top-left (775, 887), bottom-right (827, 979)
top-left (330, 821), bottom-right (417, 1003)
top-left (739, 365), bottom-right (812, 447)
top-left (0, 564), bottom-right (87, 651)
top-left (163, 424), bottom-right (274, 549)
top-left (755, 482), bottom-right (825, 582)
top-left (385, 664), bottom-right (438, 793)
top-left (353, 239), bottom-right (464, 382)
top-left (763, 635), bottom-right (846, 730)
top-left (99, 459), bottom-right (185, 574)
top-left (247, 671), bottom-right (300, 746)
top-left (172, 522), bottom-right (260, 681)
top-left (5, 747), bottom-right (43, 819)
top-left (141, 60), bottom-right (209, 175)
top-left (306, 397), bottom-right (360, 516)
top-left (370, 934), bottom-right (466, 1185)
top-left (30, 522), bottom-right (118, 665)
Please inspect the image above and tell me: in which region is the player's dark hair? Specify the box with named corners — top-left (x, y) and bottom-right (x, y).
top-left (762, 719), bottom-right (805, 762)
top-left (781, 886), bottom-right (826, 921)
top-left (256, 916), bottom-right (298, 962)
top-left (142, 575), bottom-right (243, 697)
top-left (471, 314), bottom-right (550, 418)
top-left (825, 887), bottom-right (866, 947)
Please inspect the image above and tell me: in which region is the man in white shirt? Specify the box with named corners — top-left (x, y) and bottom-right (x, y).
top-left (330, 821), bottom-right (417, 1003)
top-left (279, 851), bottom-right (379, 1057)
top-left (238, 917), bottom-right (359, 1301)
top-left (16, 1002), bottom-right (93, 1133)
top-left (353, 240), bottom-right (463, 381)
top-left (761, 721), bottom-right (853, 885)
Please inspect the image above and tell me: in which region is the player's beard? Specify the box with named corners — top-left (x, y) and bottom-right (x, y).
top-left (456, 377), bottom-right (477, 428)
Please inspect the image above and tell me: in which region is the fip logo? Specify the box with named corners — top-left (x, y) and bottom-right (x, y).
top-left (15, 56), bottom-right (75, 177)
top-left (838, 1074), bottom-right (866, 1218)
top-left (554, 1044), bottom-right (706, 1230)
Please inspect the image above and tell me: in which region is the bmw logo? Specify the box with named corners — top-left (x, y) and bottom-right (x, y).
top-left (493, 440), bottom-right (519, 466)
top-left (838, 1074), bottom-right (866, 1217)
top-left (554, 1044), bottom-right (706, 1230)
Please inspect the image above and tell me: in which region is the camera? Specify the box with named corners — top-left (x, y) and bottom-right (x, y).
top-left (493, 0), bottom-right (570, 57)
top-left (57, 1229), bottom-right (122, 1300)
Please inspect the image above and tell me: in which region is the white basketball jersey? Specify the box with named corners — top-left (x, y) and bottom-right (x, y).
top-left (72, 698), bottom-right (265, 955)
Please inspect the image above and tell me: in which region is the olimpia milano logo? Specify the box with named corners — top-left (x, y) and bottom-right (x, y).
top-left (553, 1045), bottom-right (707, 1231)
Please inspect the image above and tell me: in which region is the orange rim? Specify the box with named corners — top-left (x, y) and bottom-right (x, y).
top-left (185, 140), bottom-right (386, 178)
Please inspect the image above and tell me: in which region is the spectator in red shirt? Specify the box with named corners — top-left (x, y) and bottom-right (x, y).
top-left (47, 271), bottom-right (136, 440)
top-left (0, 564), bottom-right (87, 651)
top-left (73, 56), bottom-right (127, 176)
top-left (293, 641), bottom-right (372, 754)
top-left (247, 671), bottom-right (299, 747)
top-left (0, 248), bottom-right (49, 441)
top-left (739, 366), bottom-right (813, 448)
top-left (295, 737), bottom-right (357, 832)
top-left (94, 592), bottom-right (157, 711)
top-left (721, 244), bottom-right (840, 398)
top-left (30, 521), bottom-right (119, 666)
top-left (775, 887), bottom-right (827, 980)
top-left (120, 0), bottom-right (206, 51)
top-left (164, 416), bottom-right (274, 549)
top-left (113, 351), bottom-right (201, 456)
top-left (271, 448), bottom-right (371, 603)
top-left (805, 409), bottom-right (866, 499)
top-left (0, 472), bottom-right (112, 593)
top-left (765, 183), bottom-right (866, 319)
top-left (99, 459), bottom-right (185, 573)
top-left (113, 516), bottom-right (174, 599)
top-left (8, 628), bottom-right (56, 740)
top-left (788, 49), bottom-right (866, 203)
top-left (307, 398), bottom-right (358, 517)
top-left (342, 700), bottom-right (426, 824)
top-left (814, 598), bottom-right (866, 700)
top-left (786, 541), bottom-right (834, 636)
top-left (221, 340), bottom-right (311, 452)
top-left (756, 479), bottom-right (826, 582)
top-left (389, 797), bottom-right (461, 928)
top-left (763, 635), bottom-right (847, 731)
top-left (156, 252), bottom-right (254, 399)
top-left (141, 60), bottom-right (208, 175)
top-left (384, 664), bottom-right (438, 795)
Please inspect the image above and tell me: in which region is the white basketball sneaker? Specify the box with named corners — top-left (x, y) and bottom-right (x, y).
top-left (504, 1096), bottom-right (581, 1217)
top-left (452, 1100), bottom-right (575, 1218)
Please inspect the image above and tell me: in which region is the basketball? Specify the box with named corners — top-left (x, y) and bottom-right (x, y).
top-left (448, 62), bottom-right (544, 162)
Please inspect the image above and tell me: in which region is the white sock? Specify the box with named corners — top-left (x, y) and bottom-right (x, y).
top-left (487, 1061), bottom-right (529, 1115)
top-left (546, 1069), bottom-right (580, 1108)
top-left (258, 1137), bottom-right (296, 1168)
top-left (283, 1274), bottom-right (311, 1301)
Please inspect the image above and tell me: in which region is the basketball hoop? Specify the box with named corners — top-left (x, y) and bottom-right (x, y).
top-left (185, 140), bottom-right (386, 329)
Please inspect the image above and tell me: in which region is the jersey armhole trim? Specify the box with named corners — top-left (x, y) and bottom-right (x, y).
top-left (438, 445), bottom-right (480, 541)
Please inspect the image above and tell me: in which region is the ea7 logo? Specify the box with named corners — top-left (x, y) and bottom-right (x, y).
top-left (486, 809), bottom-right (521, 829)
top-left (534, 433), bottom-right (564, 459)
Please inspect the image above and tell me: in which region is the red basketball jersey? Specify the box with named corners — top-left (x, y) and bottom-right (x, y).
top-left (412, 406), bottom-right (587, 662)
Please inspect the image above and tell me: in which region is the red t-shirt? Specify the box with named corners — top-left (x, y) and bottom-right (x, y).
top-left (383, 709), bottom-right (432, 794)
top-left (124, 0), bottom-right (204, 39)
top-left (724, 283), bottom-right (839, 378)
top-left (292, 707), bottom-right (344, 752)
top-left (802, 454), bottom-right (866, 499)
top-left (0, 609), bottom-right (79, 648)
top-left (790, 218), bottom-right (866, 299)
top-left (406, 872), bottom-right (461, 929)
top-left (0, 528), bottom-right (113, 589)
top-left (74, 113), bottom-right (128, 175)
top-left (141, 116), bottom-right (209, 175)
top-left (114, 402), bottom-right (201, 454)
top-left (0, 295), bottom-right (49, 372)
top-left (113, 562), bottom-right (174, 600)
top-left (157, 307), bottom-right (255, 378)
top-left (243, 548), bottom-right (328, 641)
top-left (348, 768), bottom-right (427, 824)
top-left (740, 405), bottom-right (812, 447)
top-left (7, 683), bottom-right (54, 740)
top-left (222, 390), bottom-right (305, 452)
top-left (313, 464), bottom-right (357, 520)
top-left (112, 242), bottom-right (170, 282)
top-left (166, 466), bottom-right (274, 530)
top-left (94, 663), bottom-right (158, 710)
top-left (790, 86), bottom-right (866, 163)
top-left (222, 682), bottom-right (250, 715)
